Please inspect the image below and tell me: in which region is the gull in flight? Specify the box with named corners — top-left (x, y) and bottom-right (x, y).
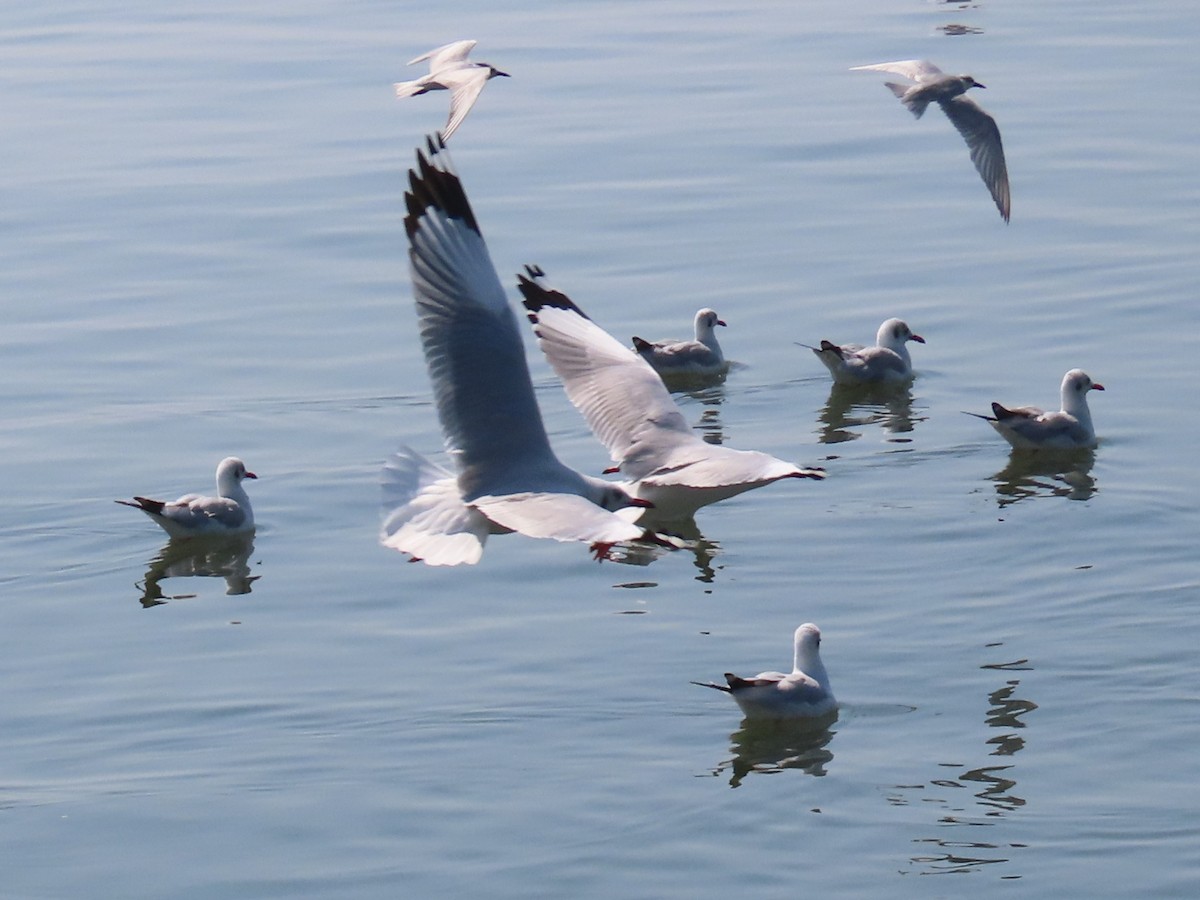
top-left (380, 136), bottom-right (653, 566)
top-left (632, 308), bottom-right (729, 380)
top-left (393, 40), bottom-right (509, 141)
top-left (116, 457), bottom-right (256, 539)
top-left (691, 624), bottom-right (837, 719)
top-left (851, 59), bottom-right (1010, 223)
top-left (966, 368), bottom-right (1105, 449)
top-left (517, 266), bottom-right (824, 522)
top-left (805, 318), bottom-right (925, 385)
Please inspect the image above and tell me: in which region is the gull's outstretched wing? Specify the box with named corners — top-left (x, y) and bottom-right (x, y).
top-left (939, 96), bottom-right (1011, 222)
top-left (404, 138), bottom-right (557, 499)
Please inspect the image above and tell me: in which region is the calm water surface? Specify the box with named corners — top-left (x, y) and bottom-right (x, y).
top-left (2, 1), bottom-right (1198, 897)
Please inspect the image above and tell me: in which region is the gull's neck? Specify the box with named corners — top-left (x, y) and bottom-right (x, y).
top-left (877, 327), bottom-right (912, 367)
top-left (794, 642), bottom-right (830, 689)
top-left (694, 316), bottom-right (724, 358)
top-left (1062, 383), bottom-right (1094, 431)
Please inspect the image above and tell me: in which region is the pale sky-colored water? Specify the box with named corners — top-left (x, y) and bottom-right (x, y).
top-left (2, 1), bottom-right (1198, 897)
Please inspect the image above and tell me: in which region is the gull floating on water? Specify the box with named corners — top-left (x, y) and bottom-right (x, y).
top-left (393, 40), bottom-right (509, 141)
top-left (518, 266), bottom-right (824, 522)
top-left (806, 318), bottom-right (924, 385)
top-left (692, 624), bottom-right (837, 719)
top-left (965, 369), bottom-right (1105, 449)
top-left (380, 136), bottom-right (653, 567)
top-left (851, 59), bottom-right (1010, 223)
top-left (116, 457), bottom-right (256, 539)
top-left (632, 308), bottom-right (728, 379)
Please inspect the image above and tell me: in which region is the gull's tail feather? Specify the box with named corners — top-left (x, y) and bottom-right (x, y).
top-left (690, 679), bottom-right (733, 694)
top-left (394, 79), bottom-right (430, 99)
top-left (380, 446), bottom-right (489, 566)
top-left (885, 82), bottom-right (929, 118)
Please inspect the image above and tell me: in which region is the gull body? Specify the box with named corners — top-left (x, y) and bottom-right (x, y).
top-left (632, 308), bottom-right (728, 379)
top-left (967, 369), bottom-right (1105, 449)
top-left (518, 266), bottom-right (824, 522)
top-left (851, 59), bottom-right (1010, 222)
top-left (393, 40), bottom-right (509, 140)
top-left (809, 318), bottom-right (924, 385)
top-left (692, 624), bottom-right (837, 719)
top-left (116, 457), bottom-right (256, 539)
top-left (381, 137), bottom-right (651, 566)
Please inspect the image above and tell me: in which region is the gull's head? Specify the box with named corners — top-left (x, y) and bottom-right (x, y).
top-left (962, 75), bottom-right (986, 90)
top-left (695, 308), bottom-right (727, 336)
top-left (594, 482), bottom-right (654, 513)
top-left (217, 456), bottom-right (257, 490)
top-left (1064, 369), bottom-right (1104, 396)
top-left (793, 623), bottom-right (824, 670)
top-left (879, 318), bottom-right (925, 347)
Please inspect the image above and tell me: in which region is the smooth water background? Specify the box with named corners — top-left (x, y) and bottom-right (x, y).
top-left (2, 1), bottom-right (1198, 896)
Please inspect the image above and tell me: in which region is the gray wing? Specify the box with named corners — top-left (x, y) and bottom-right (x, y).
top-left (187, 497), bottom-right (248, 529)
top-left (998, 408), bottom-right (1089, 445)
top-left (516, 268), bottom-right (696, 481)
top-left (638, 339), bottom-right (720, 370)
top-left (938, 95), bottom-right (1011, 222)
top-left (850, 59), bottom-right (943, 83)
top-left (441, 68), bottom-right (492, 140)
top-left (408, 39), bottom-right (477, 69)
top-left (849, 346), bottom-right (908, 380)
top-left (472, 492), bottom-right (645, 544)
top-left (404, 139), bottom-right (558, 498)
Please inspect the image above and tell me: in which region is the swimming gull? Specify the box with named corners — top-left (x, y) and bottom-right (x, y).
top-left (965, 368), bottom-right (1104, 449)
top-left (692, 624), bottom-right (837, 719)
top-left (806, 318), bottom-right (924, 385)
top-left (116, 456), bottom-right (256, 539)
top-left (380, 136), bottom-right (653, 566)
top-left (632, 308), bottom-right (728, 379)
top-left (851, 59), bottom-right (1010, 223)
top-left (517, 266), bottom-right (824, 522)
top-left (393, 40), bottom-right (509, 141)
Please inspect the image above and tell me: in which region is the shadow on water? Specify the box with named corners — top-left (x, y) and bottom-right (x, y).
top-left (133, 533), bottom-right (259, 607)
top-left (815, 383), bottom-right (924, 445)
top-left (991, 448), bottom-right (1096, 507)
top-left (703, 712), bottom-right (838, 788)
top-left (891, 649), bottom-right (1037, 877)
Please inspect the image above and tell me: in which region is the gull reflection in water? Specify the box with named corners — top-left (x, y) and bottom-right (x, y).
top-left (703, 712), bottom-right (838, 788)
top-left (816, 384), bottom-right (923, 445)
top-left (134, 533), bottom-right (259, 608)
top-left (894, 651), bottom-right (1037, 876)
top-left (600, 515), bottom-right (721, 583)
top-left (596, 388), bottom-right (727, 581)
top-left (991, 448), bottom-right (1096, 507)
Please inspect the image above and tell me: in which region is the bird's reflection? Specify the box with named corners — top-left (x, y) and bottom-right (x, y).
top-left (704, 713), bottom-right (838, 788)
top-left (134, 533), bottom-right (259, 607)
top-left (596, 393), bottom-right (726, 581)
top-left (599, 515), bottom-right (721, 583)
top-left (991, 448), bottom-right (1096, 507)
top-left (659, 372), bottom-right (729, 401)
top-left (893, 651), bottom-right (1037, 875)
top-left (816, 384), bottom-right (922, 444)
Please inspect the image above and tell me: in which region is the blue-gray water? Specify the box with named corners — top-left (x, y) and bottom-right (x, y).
top-left (3, 1), bottom-right (1198, 896)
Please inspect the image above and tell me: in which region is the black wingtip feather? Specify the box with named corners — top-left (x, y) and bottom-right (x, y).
top-left (403, 133), bottom-right (480, 241)
top-left (515, 265), bottom-right (593, 323)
